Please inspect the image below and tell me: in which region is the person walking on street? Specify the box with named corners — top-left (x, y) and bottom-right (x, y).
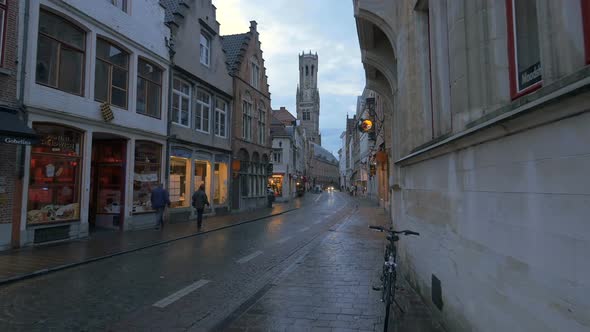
top-left (192, 184), bottom-right (210, 229)
top-left (150, 183), bottom-right (170, 229)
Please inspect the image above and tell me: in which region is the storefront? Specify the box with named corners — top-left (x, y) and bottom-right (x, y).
top-left (27, 124), bottom-right (82, 226)
top-left (168, 146), bottom-right (230, 222)
top-left (0, 109), bottom-right (40, 250)
top-left (269, 174), bottom-right (284, 200)
top-left (19, 119), bottom-right (167, 246)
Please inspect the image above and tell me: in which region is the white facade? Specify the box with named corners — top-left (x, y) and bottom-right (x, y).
top-left (20, 0), bottom-right (170, 246)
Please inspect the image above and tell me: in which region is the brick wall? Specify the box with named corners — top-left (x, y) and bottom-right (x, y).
top-left (0, 0), bottom-right (19, 107)
top-left (0, 144), bottom-right (16, 224)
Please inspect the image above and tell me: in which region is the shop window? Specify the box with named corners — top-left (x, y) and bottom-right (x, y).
top-left (583, 0), bottom-right (590, 64)
top-left (136, 58), bottom-right (162, 118)
top-left (214, 98), bottom-right (227, 137)
top-left (36, 10), bottom-right (86, 96)
top-left (133, 141), bottom-right (161, 213)
top-left (213, 162), bottom-right (228, 205)
top-left (506, 0), bottom-right (542, 98)
top-left (269, 176), bottom-right (282, 196)
top-left (27, 124), bottom-right (82, 224)
top-left (95, 38), bottom-right (129, 109)
top-left (195, 89), bottom-right (210, 132)
top-left (170, 156), bottom-right (190, 208)
top-left (172, 78), bottom-right (191, 127)
top-left (200, 33), bottom-right (210, 66)
top-left (0, 0), bottom-right (6, 67)
top-left (194, 160), bottom-right (211, 200)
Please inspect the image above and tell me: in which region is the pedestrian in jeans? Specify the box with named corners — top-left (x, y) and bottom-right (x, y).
top-left (150, 183), bottom-right (170, 229)
top-left (192, 184), bottom-right (210, 229)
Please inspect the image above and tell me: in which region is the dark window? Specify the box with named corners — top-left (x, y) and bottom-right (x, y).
top-left (95, 38), bottom-right (129, 109)
top-left (36, 10), bottom-right (86, 95)
top-left (506, 0), bottom-right (542, 98)
top-left (136, 58), bottom-right (162, 118)
top-left (0, 0), bottom-right (6, 66)
top-left (583, 0), bottom-right (590, 64)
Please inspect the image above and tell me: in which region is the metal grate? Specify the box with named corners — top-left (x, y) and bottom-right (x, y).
top-left (34, 225), bottom-right (70, 244)
top-left (432, 274), bottom-right (444, 311)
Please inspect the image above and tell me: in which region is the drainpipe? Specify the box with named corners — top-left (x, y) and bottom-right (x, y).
top-left (164, 32), bottom-right (176, 186)
top-left (12, 0), bottom-right (31, 248)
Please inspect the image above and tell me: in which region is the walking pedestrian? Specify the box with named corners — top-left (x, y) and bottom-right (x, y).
top-left (192, 184), bottom-right (210, 229)
top-left (150, 183), bottom-right (170, 229)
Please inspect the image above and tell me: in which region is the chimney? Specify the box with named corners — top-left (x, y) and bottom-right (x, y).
top-left (250, 20), bottom-right (257, 32)
top-left (280, 106), bottom-right (286, 111)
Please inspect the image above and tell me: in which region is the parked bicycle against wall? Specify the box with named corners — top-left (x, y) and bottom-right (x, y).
top-left (370, 225), bottom-right (419, 332)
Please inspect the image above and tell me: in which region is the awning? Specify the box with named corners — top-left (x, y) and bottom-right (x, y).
top-left (0, 108), bottom-right (40, 145)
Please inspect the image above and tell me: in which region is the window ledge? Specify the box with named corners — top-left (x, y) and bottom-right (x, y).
top-left (0, 68), bottom-right (13, 76)
top-left (396, 68), bottom-right (590, 166)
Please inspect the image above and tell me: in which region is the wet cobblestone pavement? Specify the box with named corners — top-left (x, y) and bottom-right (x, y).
top-left (220, 199), bottom-right (444, 332)
top-left (0, 193), bottom-right (442, 331)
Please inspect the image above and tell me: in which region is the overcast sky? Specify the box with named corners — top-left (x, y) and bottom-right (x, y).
top-left (213, 0), bottom-right (365, 159)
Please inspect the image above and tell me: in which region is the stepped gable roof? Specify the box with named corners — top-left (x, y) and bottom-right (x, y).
top-left (160, 0), bottom-right (187, 24)
top-left (221, 33), bottom-right (250, 74)
top-left (311, 142), bottom-right (338, 164)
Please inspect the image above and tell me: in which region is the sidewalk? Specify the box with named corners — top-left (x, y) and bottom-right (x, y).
top-left (0, 200), bottom-right (300, 286)
top-left (222, 198), bottom-right (444, 332)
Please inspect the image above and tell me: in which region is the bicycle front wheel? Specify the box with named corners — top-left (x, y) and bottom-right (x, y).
top-left (382, 271), bottom-right (397, 332)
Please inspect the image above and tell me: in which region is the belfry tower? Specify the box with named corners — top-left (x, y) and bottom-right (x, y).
top-left (296, 51), bottom-right (321, 145)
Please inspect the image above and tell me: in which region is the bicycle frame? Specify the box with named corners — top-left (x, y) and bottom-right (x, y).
top-left (370, 226), bottom-right (419, 332)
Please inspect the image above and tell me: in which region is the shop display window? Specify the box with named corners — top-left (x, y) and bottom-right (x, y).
top-left (27, 125), bottom-right (82, 225)
top-left (269, 175), bottom-right (283, 197)
top-left (194, 161), bottom-right (211, 200)
top-left (133, 141), bottom-right (161, 213)
top-left (170, 157), bottom-right (189, 208)
top-left (213, 162), bottom-right (228, 205)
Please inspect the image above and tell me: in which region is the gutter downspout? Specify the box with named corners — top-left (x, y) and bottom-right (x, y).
top-left (12, 0), bottom-right (31, 248)
top-left (165, 32), bottom-right (176, 187)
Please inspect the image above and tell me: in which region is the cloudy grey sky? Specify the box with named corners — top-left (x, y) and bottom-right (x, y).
top-left (213, 0), bottom-right (365, 158)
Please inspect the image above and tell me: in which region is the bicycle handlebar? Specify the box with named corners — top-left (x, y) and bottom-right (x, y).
top-left (369, 225), bottom-right (420, 236)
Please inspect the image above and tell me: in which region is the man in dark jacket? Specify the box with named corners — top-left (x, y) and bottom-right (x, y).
top-left (150, 183), bottom-right (170, 229)
top-left (192, 184), bottom-right (209, 229)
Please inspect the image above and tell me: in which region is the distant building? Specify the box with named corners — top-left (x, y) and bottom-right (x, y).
top-left (296, 51), bottom-right (321, 145)
top-left (309, 143), bottom-right (339, 189)
top-left (269, 109), bottom-right (306, 201)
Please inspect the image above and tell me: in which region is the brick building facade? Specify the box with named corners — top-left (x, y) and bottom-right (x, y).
top-left (222, 21), bottom-right (272, 211)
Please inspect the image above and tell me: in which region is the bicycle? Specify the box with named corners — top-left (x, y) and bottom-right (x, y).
top-left (370, 225), bottom-right (419, 332)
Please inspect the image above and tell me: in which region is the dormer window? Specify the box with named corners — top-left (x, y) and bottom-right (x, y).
top-left (111, 0), bottom-right (128, 13)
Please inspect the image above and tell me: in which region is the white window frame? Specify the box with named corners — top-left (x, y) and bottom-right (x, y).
top-left (111, 0), bottom-right (129, 13)
top-left (0, 0), bottom-right (6, 67)
top-left (200, 33), bottom-right (210, 67)
top-left (172, 78), bottom-right (191, 128)
top-left (251, 59), bottom-right (260, 89)
top-left (214, 98), bottom-right (227, 138)
top-left (195, 89), bottom-right (211, 133)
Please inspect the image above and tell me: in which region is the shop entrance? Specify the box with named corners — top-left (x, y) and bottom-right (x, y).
top-left (89, 136), bottom-right (127, 231)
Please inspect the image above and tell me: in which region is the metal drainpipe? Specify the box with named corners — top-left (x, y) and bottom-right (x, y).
top-left (17, 0), bottom-right (31, 179)
top-left (164, 34), bottom-right (176, 186)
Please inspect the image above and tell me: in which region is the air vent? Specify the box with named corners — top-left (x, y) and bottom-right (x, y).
top-left (432, 274), bottom-right (443, 311)
top-left (34, 225), bottom-right (70, 244)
